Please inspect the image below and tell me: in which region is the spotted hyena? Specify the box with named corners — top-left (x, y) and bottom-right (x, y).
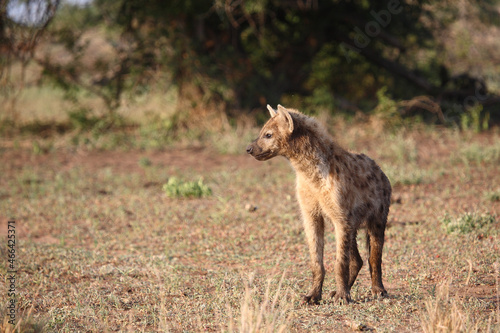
top-left (246, 105), bottom-right (391, 304)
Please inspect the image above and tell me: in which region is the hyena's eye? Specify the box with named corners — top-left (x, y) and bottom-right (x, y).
top-left (265, 133), bottom-right (272, 139)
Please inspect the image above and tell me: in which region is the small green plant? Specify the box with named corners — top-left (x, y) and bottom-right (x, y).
top-left (441, 212), bottom-right (496, 234)
top-left (485, 190), bottom-right (500, 202)
top-left (162, 177), bottom-right (212, 198)
top-left (138, 157), bottom-right (152, 167)
top-left (32, 140), bottom-right (53, 155)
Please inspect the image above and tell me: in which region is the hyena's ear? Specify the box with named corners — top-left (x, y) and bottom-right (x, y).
top-left (267, 104), bottom-right (277, 117)
top-left (277, 105), bottom-right (294, 133)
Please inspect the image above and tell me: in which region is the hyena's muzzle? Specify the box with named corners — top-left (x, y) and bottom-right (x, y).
top-left (245, 141), bottom-right (255, 155)
top-left (246, 140), bottom-right (276, 161)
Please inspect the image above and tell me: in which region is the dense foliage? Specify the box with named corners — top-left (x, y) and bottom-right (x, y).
top-left (2, 0), bottom-right (500, 119)
top-left (83, 0), bottom-right (436, 112)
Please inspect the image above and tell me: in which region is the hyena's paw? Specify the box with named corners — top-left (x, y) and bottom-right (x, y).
top-left (371, 286), bottom-right (388, 299)
top-left (302, 293), bottom-right (321, 305)
top-left (329, 290), bottom-right (352, 304)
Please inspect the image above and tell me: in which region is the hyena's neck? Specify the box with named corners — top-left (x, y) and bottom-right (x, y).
top-left (284, 123), bottom-right (346, 181)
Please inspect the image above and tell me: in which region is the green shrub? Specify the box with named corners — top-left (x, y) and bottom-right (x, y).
top-left (162, 177), bottom-right (212, 198)
top-left (486, 190), bottom-right (500, 202)
top-left (138, 157), bottom-right (152, 167)
top-left (372, 87), bottom-right (405, 129)
top-left (68, 108), bottom-right (101, 130)
top-left (460, 105), bottom-right (489, 133)
top-left (441, 212), bottom-right (496, 234)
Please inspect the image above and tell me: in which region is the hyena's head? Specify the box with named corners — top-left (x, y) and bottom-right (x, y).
top-left (246, 105), bottom-right (294, 161)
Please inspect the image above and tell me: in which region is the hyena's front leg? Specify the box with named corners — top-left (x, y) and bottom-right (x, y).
top-left (302, 212), bottom-right (325, 304)
top-left (298, 191), bottom-right (325, 304)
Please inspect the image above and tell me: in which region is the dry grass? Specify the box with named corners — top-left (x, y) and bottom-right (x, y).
top-left (226, 272), bottom-right (292, 333)
top-left (0, 307), bottom-right (45, 333)
top-left (420, 275), bottom-right (500, 333)
top-left (421, 281), bottom-right (472, 333)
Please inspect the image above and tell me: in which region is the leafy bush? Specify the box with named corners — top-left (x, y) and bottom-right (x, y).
top-left (162, 177), bottom-right (212, 198)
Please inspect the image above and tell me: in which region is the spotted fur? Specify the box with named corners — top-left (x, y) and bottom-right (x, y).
top-left (246, 105), bottom-right (391, 304)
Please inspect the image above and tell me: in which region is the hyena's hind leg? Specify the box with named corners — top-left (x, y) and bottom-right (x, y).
top-left (366, 216), bottom-right (388, 298)
top-left (349, 235), bottom-right (363, 288)
top-left (329, 231), bottom-right (362, 301)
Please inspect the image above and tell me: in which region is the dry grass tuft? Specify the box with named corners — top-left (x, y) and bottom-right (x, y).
top-left (421, 274), bottom-right (500, 333)
top-left (0, 307), bottom-right (45, 333)
top-left (227, 272), bottom-right (292, 333)
top-left (421, 281), bottom-right (471, 333)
